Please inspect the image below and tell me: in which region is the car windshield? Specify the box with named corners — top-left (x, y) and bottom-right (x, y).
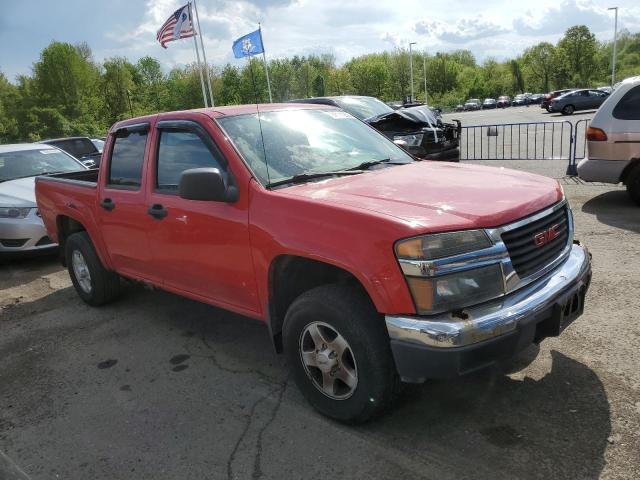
top-left (0, 149), bottom-right (82, 182)
top-left (218, 108), bottom-right (413, 187)
top-left (332, 97), bottom-right (394, 121)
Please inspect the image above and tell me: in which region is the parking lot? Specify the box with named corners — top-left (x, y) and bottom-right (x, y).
top-left (2, 150), bottom-right (639, 479)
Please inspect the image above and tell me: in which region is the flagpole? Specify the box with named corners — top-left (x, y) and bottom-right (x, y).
top-left (258, 24), bottom-right (273, 103)
top-left (188, 3), bottom-right (208, 108)
top-left (192, 0), bottom-right (214, 106)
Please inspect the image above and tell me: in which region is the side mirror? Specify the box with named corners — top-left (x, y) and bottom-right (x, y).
top-left (178, 168), bottom-right (238, 203)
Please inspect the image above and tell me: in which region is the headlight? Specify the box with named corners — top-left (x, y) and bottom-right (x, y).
top-left (0, 207), bottom-right (32, 219)
top-left (396, 230), bottom-right (492, 260)
top-left (393, 133), bottom-right (423, 147)
top-left (396, 230), bottom-right (503, 314)
top-left (405, 264), bottom-right (505, 314)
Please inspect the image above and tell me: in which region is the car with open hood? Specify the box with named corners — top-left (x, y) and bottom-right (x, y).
top-left (290, 96), bottom-right (461, 161)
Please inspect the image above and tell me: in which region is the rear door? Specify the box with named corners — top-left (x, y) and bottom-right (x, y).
top-left (145, 119), bottom-right (260, 315)
top-left (97, 123), bottom-right (158, 282)
top-left (610, 84), bottom-right (640, 159)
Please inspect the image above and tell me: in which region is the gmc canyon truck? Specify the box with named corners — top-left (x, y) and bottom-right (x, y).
top-left (35, 104), bottom-right (592, 423)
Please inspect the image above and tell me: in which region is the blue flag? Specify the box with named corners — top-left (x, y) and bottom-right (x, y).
top-left (232, 29), bottom-right (264, 58)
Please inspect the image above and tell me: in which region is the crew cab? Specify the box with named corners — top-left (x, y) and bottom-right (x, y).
top-left (35, 104), bottom-right (592, 423)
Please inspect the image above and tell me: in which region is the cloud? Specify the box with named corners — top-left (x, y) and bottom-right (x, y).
top-left (512, 0), bottom-right (612, 35)
top-left (414, 16), bottom-right (509, 44)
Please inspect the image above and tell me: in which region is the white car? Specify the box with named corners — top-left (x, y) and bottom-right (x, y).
top-left (577, 76), bottom-right (640, 204)
top-left (0, 143), bottom-right (87, 254)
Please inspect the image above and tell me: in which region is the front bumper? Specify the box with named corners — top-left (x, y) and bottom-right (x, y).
top-left (0, 210), bottom-right (57, 254)
top-left (386, 243), bottom-right (591, 382)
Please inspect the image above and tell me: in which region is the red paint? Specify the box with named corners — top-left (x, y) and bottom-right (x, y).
top-left (35, 105), bottom-right (563, 320)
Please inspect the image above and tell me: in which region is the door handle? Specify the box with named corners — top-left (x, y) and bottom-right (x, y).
top-left (100, 198), bottom-right (115, 211)
top-left (147, 204), bottom-right (168, 220)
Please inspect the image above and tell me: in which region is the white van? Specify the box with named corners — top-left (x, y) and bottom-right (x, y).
top-left (577, 76), bottom-right (640, 204)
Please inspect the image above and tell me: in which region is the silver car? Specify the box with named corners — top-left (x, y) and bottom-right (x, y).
top-left (577, 76), bottom-right (640, 204)
top-left (0, 143), bottom-right (87, 254)
top-left (549, 88), bottom-right (609, 115)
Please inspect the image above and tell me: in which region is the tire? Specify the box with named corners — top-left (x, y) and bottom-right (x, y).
top-left (66, 231), bottom-right (121, 306)
top-left (626, 164), bottom-right (640, 206)
top-left (561, 105), bottom-right (575, 115)
top-left (283, 284), bottom-right (398, 423)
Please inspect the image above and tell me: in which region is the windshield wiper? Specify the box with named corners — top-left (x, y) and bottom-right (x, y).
top-left (267, 171), bottom-right (363, 188)
top-left (346, 158), bottom-right (409, 171)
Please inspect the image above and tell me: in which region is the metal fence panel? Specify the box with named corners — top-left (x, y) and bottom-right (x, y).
top-left (460, 119), bottom-right (591, 176)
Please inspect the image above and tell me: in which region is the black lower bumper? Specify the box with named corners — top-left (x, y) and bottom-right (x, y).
top-left (389, 266), bottom-right (592, 383)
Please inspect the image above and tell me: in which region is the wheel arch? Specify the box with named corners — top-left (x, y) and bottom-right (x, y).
top-left (55, 214), bottom-right (110, 268)
top-left (267, 254), bottom-right (380, 353)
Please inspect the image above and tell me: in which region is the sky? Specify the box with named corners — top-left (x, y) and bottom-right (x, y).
top-left (1, 0), bottom-right (639, 81)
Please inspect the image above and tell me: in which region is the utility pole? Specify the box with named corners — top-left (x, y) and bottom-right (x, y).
top-left (409, 42), bottom-right (417, 103)
top-left (423, 56), bottom-right (428, 104)
top-left (608, 7), bottom-right (619, 86)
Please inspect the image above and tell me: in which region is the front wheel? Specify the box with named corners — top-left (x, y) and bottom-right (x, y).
top-left (283, 284), bottom-right (398, 423)
top-left (66, 232), bottom-right (121, 306)
top-left (562, 105), bottom-right (575, 115)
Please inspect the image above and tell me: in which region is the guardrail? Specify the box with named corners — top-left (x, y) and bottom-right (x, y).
top-left (460, 119), bottom-right (591, 176)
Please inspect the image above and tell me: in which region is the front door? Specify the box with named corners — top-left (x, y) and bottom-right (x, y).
top-left (145, 120), bottom-right (260, 316)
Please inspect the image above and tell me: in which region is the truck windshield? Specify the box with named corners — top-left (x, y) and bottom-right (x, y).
top-left (218, 109), bottom-right (413, 187)
top-left (0, 149), bottom-right (83, 182)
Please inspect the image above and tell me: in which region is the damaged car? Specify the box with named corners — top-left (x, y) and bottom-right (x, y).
top-left (289, 95), bottom-right (461, 161)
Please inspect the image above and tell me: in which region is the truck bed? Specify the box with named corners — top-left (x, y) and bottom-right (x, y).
top-left (36, 168), bottom-right (99, 187)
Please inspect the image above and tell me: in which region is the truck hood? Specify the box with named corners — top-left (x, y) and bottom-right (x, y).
top-left (0, 176), bottom-right (37, 207)
top-left (279, 162), bottom-right (562, 231)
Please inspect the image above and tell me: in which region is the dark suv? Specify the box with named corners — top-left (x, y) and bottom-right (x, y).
top-left (39, 137), bottom-right (102, 168)
top-left (289, 96), bottom-right (461, 161)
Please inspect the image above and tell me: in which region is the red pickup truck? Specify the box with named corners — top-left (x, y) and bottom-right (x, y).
top-left (35, 104), bottom-right (592, 423)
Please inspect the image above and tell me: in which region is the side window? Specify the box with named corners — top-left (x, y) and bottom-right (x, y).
top-left (156, 130), bottom-right (224, 192)
top-left (108, 130), bottom-right (148, 188)
top-left (613, 85), bottom-right (640, 121)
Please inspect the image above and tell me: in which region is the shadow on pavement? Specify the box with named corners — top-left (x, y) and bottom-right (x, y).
top-left (582, 189), bottom-right (640, 233)
top-left (362, 350), bottom-right (610, 479)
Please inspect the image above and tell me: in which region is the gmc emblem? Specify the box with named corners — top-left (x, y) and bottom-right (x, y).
top-left (534, 224), bottom-right (560, 247)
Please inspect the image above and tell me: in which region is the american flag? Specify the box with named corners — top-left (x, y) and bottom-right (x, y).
top-left (156, 3), bottom-right (195, 49)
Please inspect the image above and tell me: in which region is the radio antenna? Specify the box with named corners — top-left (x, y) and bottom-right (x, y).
top-left (247, 55), bottom-right (271, 185)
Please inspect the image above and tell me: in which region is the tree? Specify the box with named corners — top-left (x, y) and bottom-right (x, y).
top-left (522, 42), bottom-right (556, 92)
top-left (557, 26), bottom-right (599, 86)
top-left (33, 41), bottom-right (99, 119)
top-left (102, 57), bottom-right (134, 122)
top-left (510, 60), bottom-right (525, 93)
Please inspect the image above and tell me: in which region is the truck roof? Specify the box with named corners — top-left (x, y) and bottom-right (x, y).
top-left (111, 103), bottom-right (334, 132)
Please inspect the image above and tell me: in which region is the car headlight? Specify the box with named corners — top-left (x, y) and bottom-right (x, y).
top-left (393, 133), bottom-right (423, 147)
top-left (396, 231), bottom-right (504, 314)
top-left (396, 230), bottom-right (492, 260)
top-left (405, 264), bottom-right (505, 315)
top-left (0, 207), bottom-right (32, 219)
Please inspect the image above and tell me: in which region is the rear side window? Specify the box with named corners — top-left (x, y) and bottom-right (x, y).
top-left (54, 138), bottom-right (97, 157)
top-left (613, 85), bottom-right (640, 120)
top-left (156, 130), bottom-right (224, 192)
top-left (108, 130), bottom-right (148, 188)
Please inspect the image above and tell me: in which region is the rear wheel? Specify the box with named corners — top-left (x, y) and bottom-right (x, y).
top-left (66, 232), bottom-right (121, 306)
top-left (562, 104), bottom-right (575, 115)
top-left (283, 284), bottom-right (398, 423)
top-left (626, 164), bottom-right (640, 206)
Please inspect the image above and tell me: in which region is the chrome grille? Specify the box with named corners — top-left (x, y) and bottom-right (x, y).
top-left (501, 204), bottom-right (569, 278)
